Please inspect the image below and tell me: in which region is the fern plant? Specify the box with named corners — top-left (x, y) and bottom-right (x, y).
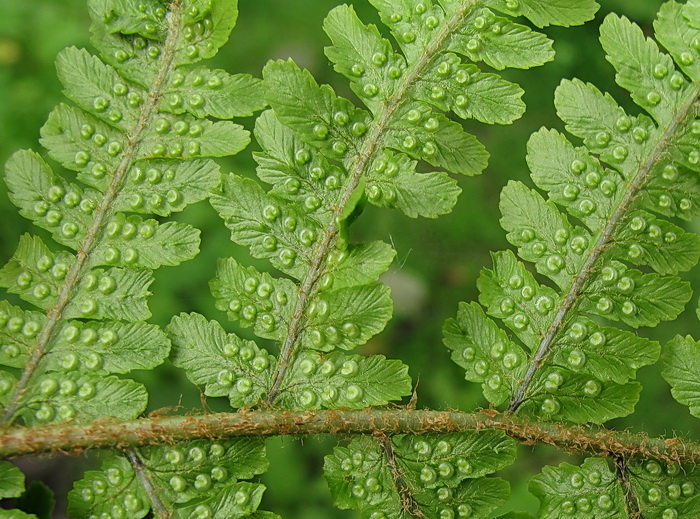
top-left (444, 0), bottom-right (700, 516)
top-left (0, 0), bottom-right (270, 515)
top-left (2, 0), bottom-right (700, 518)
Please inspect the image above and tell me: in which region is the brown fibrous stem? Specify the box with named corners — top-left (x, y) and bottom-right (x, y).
top-left (266, 1), bottom-right (480, 403)
top-left (0, 0), bottom-right (185, 424)
top-left (509, 88), bottom-right (700, 412)
top-left (0, 408), bottom-right (698, 464)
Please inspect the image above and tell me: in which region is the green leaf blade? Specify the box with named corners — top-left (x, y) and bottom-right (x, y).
top-left (663, 335), bottom-right (700, 418)
top-left (67, 266), bottom-right (153, 322)
top-left (526, 128), bottom-right (620, 230)
top-left (581, 264), bottom-right (691, 328)
top-left (325, 432), bottom-right (514, 519)
top-left (56, 46), bottom-right (141, 130)
top-left (490, 0), bottom-right (599, 28)
top-left (499, 180), bottom-right (590, 290)
top-left (628, 458), bottom-right (700, 518)
top-left (113, 159), bottom-right (221, 217)
top-left (5, 151), bottom-right (98, 250)
top-left (0, 302), bottom-right (46, 369)
top-left (161, 69), bottom-right (265, 119)
top-left (210, 258), bottom-right (297, 341)
top-left (554, 79), bottom-right (657, 180)
top-left (522, 371), bottom-right (641, 423)
top-left (210, 174), bottom-right (323, 280)
top-left (443, 302), bottom-right (527, 406)
top-left (0, 235), bottom-right (74, 311)
top-left (93, 216), bottom-right (201, 269)
top-left (48, 320), bottom-right (170, 375)
top-left (19, 373), bottom-right (148, 425)
top-left (656, 1), bottom-right (700, 82)
top-left (386, 104), bottom-right (488, 176)
top-left (68, 455), bottom-right (148, 518)
top-left (530, 458), bottom-right (627, 518)
top-left (168, 313), bottom-right (275, 408)
top-left (263, 59), bottom-right (371, 157)
top-left (323, 4), bottom-right (402, 112)
top-left (450, 8), bottom-right (554, 70)
top-left (0, 461), bottom-right (25, 499)
top-left (600, 13), bottom-right (686, 126)
top-left (301, 284), bottom-right (393, 352)
top-left (477, 250), bottom-right (560, 350)
top-left (278, 351), bottom-right (411, 409)
top-left (419, 59), bottom-right (525, 124)
top-left (324, 241), bottom-right (396, 289)
top-left (366, 151), bottom-right (461, 218)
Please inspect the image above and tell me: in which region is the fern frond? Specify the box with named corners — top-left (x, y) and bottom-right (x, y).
top-left (181, 0), bottom-right (600, 414)
top-left (324, 431), bottom-right (516, 519)
top-left (0, 0), bottom-right (264, 426)
top-left (67, 439), bottom-right (272, 518)
top-left (441, 1), bottom-right (700, 516)
top-left (445, 0), bottom-right (700, 426)
top-left (663, 333), bottom-right (700, 418)
top-left (0, 0), bottom-right (273, 515)
top-left (664, 295), bottom-right (700, 419)
top-left (530, 456), bottom-right (700, 519)
top-left (163, 1), bottom-right (600, 516)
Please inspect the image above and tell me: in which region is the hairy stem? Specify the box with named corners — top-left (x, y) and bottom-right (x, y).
top-left (509, 88), bottom-right (700, 412)
top-left (1, 409), bottom-right (698, 463)
top-left (267, 0), bottom-right (479, 403)
top-left (1, 0), bottom-right (185, 424)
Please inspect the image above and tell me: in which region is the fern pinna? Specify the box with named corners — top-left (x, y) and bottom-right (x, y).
top-left (444, 0), bottom-right (700, 516)
top-left (0, 0), bottom-right (273, 516)
top-left (165, 0), bottom-right (600, 518)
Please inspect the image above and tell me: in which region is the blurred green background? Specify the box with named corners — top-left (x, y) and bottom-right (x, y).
top-left (0, 0), bottom-right (698, 516)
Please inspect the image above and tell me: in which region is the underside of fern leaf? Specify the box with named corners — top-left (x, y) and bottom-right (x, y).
top-left (446, 0), bottom-right (700, 425)
top-left (165, 0), bottom-right (600, 517)
top-left (170, 0), bottom-right (601, 411)
top-left (0, 0), bottom-right (273, 515)
top-left (445, 0), bottom-right (700, 516)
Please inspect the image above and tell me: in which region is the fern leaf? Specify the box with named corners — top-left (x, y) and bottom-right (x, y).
top-left (168, 313), bottom-right (275, 408)
top-left (444, 301), bottom-right (527, 406)
top-left (627, 459), bottom-right (700, 518)
top-left (529, 458), bottom-right (627, 518)
top-left (0, 0), bottom-right (262, 430)
top-left (18, 372), bottom-right (148, 425)
top-left (531, 456), bottom-right (700, 519)
top-left (68, 439), bottom-right (271, 518)
top-left (0, 460), bottom-right (38, 517)
top-left (490, 0), bottom-right (599, 28)
top-left (0, 461), bottom-right (25, 499)
top-left (0, 9), bottom-right (269, 519)
top-left (210, 258), bottom-right (297, 341)
top-left (275, 351), bottom-right (411, 410)
top-left (445, 0), bottom-right (700, 425)
top-left (201, 0), bottom-right (600, 422)
top-left (324, 431), bottom-right (515, 518)
top-left (663, 334), bottom-right (700, 418)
